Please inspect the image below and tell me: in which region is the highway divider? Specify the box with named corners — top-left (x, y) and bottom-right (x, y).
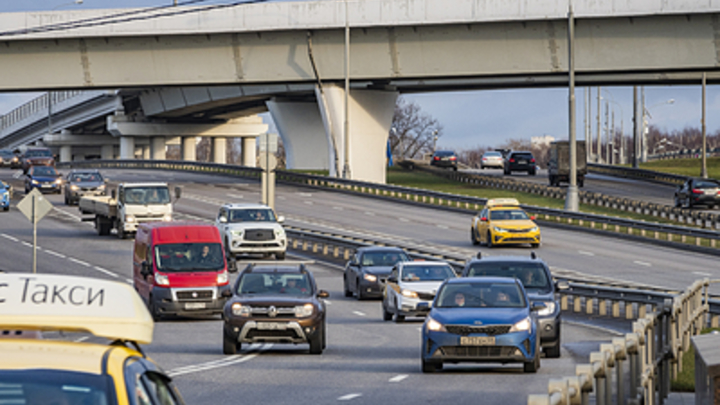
top-left (588, 162), bottom-right (689, 186)
top-left (57, 159), bottom-right (720, 253)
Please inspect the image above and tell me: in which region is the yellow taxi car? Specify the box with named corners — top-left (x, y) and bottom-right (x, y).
top-left (470, 198), bottom-right (541, 248)
top-left (0, 273), bottom-right (186, 405)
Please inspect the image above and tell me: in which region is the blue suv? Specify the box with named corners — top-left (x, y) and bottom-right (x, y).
top-left (421, 277), bottom-right (544, 373)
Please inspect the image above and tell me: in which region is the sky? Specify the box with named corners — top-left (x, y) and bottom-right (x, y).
top-left (0, 0), bottom-right (717, 152)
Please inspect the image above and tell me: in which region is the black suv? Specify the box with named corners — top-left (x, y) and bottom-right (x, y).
top-left (674, 178), bottom-right (720, 209)
top-left (460, 252), bottom-right (566, 358)
top-left (430, 150), bottom-right (458, 171)
top-left (504, 151), bottom-right (536, 175)
top-left (222, 263), bottom-right (329, 355)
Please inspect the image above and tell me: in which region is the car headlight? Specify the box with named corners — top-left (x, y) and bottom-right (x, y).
top-left (154, 273), bottom-right (169, 286)
top-left (529, 227), bottom-right (539, 233)
top-left (31, 180), bottom-right (39, 185)
top-left (493, 226), bottom-right (508, 233)
top-left (55, 179), bottom-right (62, 184)
top-left (275, 228), bottom-right (285, 237)
top-left (537, 301), bottom-right (556, 316)
top-left (70, 185), bottom-right (79, 191)
top-left (231, 229), bottom-right (244, 237)
top-left (11, 157), bottom-right (17, 163)
top-left (231, 303), bottom-right (251, 317)
top-left (426, 316), bottom-right (446, 332)
top-left (363, 274), bottom-right (378, 282)
top-left (126, 215), bottom-right (136, 223)
top-left (97, 184), bottom-right (106, 191)
top-left (162, 213), bottom-right (172, 221)
top-left (217, 271), bottom-right (229, 285)
top-left (401, 289), bottom-right (418, 298)
top-left (294, 303), bottom-right (314, 317)
top-left (510, 317), bottom-right (532, 332)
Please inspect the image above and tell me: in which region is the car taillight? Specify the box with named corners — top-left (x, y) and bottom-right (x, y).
top-left (530, 158), bottom-right (536, 163)
top-left (509, 158), bottom-right (515, 163)
top-left (692, 189), bottom-right (704, 194)
top-left (482, 158), bottom-right (487, 161)
top-left (450, 156), bottom-right (456, 161)
top-left (434, 156), bottom-right (440, 161)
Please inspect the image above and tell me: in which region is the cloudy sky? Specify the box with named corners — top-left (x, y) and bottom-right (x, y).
top-left (1, 0), bottom-right (717, 152)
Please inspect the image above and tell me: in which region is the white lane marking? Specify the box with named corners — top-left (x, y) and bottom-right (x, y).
top-left (352, 311), bottom-right (366, 317)
top-left (399, 218), bottom-right (410, 222)
top-left (226, 193), bottom-right (244, 199)
top-left (53, 206), bottom-right (82, 221)
top-left (1, 234), bottom-right (19, 242)
top-left (168, 344), bottom-right (272, 377)
top-left (436, 224), bottom-right (449, 229)
top-left (298, 192), bottom-right (312, 197)
top-left (74, 336), bottom-right (89, 343)
top-left (125, 279), bottom-right (133, 284)
top-left (563, 320), bottom-right (624, 337)
top-left (633, 261), bottom-right (652, 267)
top-left (94, 266), bottom-right (119, 278)
top-left (364, 211), bottom-right (375, 216)
top-left (21, 241), bottom-right (33, 248)
top-left (389, 374), bottom-right (408, 383)
top-left (324, 300), bottom-right (332, 305)
top-left (45, 250), bottom-right (67, 259)
top-left (278, 195), bottom-right (287, 200)
top-left (338, 394), bottom-right (362, 401)
top-left (578, 251), bottom-right (595, 256)
top-left (333, 206), bottom-right (344, 211)
top-left (693, 271), bottom-right (712, 277)
top-left (68, 257), bottom-right (91, 267)
top-left (13, 171), bottom-right (22, 179)
top-left (304, 201), bottom-right (314, 205)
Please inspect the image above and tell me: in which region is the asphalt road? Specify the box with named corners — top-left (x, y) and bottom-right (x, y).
top-left (0, 168), bottom-right (652, 405)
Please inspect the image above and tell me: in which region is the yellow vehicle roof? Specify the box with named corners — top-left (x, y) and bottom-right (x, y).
top-left (0, 273), bottom-right (153, 344)
top-left (0, 339), bottom-right (112, 373)
top-left (486, 198), bottom-right (520, 208)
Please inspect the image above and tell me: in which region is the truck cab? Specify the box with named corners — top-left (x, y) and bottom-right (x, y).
top-left (133, 221), bottom-right (232, 320)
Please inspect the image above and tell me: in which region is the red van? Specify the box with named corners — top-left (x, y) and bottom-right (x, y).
top-left (133, 221), bottom-right (232, 320)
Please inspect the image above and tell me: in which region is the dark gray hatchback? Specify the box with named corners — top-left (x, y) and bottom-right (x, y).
top-left (460, 252), bottom-right (565, 358)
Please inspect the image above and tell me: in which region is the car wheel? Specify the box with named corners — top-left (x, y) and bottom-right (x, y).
top-left (149, 297), bottom-right (162, 322)
top-left (382, 302), bottom-right (392, 321)
top-left (394, 313), bottom-right (405, 323)
top-left (524, 339), bottom-right (541, 373)
top-left (356, 279), bottom-right (365, 300)
top-left (275, 251), bottom-right (286, 260)
top-left (309, 323), bottom-right (324, 355)
top-left (117, 224), bottom-right (127, 240)
top-left (223, 331), bottom-right (239, 355)
top-left (64, 193), bottom-right (69, 205)
top-left (487, 231), bottom-right (495, 248)
top-left (673, 196), bottom-right (681, 208)
top-left (504, 168), bottom-right (510, 175)
top-left (529, 170), bottom-right (536, 176)
top-left (545, 336), bottom-right (561, 359)
top-left (471, 227), bottom-right (480, 246)
top-left (343, 275), bottom-right (353, 298)
top-left (422, 359), bottom-right (441, 373)
top-left (686, 197), bottom-right (693, 209)
top-left (3, 206), bottom-right (8, 212)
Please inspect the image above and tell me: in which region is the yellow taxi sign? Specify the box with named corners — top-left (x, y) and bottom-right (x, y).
top-left (0, 273), bottom-right (153, 344)
top-left (486, 198), bottom-right (520, 208)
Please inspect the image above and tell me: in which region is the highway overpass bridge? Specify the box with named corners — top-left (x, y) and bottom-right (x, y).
top-left (2, 0), bottom-right (720, 182)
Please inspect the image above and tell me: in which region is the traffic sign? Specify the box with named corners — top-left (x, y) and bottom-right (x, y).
top-left (17, 189), bottom-right (53, 225)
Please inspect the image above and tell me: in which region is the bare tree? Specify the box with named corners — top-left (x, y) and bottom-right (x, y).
top-left (389, 97), bottom-right (443, 160)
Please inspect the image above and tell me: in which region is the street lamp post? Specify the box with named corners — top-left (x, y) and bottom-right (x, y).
top-left (602, 89), bottom-right (624, 165)
top-left (432, 129), bottom-right (439, 154)
top-left (52, 0), bottom-right (83, 10)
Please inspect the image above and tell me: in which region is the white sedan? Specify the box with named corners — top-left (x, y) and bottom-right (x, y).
top-left (382, 261), bottom-right (457, 322)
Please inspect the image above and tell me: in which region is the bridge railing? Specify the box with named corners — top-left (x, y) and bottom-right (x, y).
top-left (57, 159), bottom-right (720, 254)
top-left (0, 91), bottom-right (84, 132)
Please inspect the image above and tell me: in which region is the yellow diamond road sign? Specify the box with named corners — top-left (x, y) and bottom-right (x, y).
top-left (17, 189), bottom-right (54, 224)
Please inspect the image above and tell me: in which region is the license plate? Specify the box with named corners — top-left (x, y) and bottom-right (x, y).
top-left (41, 184), bottom-right (52, 188)
top-left (460, 336), bottom-right (496, 346)
top-left (184, 302), bottom-right (206, 310)
top-left (518, 160), bottom-right (527, 164)
top-left (705, 190), bottom-right (716, 195)
top-left (257, 322), bottom-right (287, 330)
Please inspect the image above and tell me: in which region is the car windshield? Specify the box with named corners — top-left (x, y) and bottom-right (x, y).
top-left (70, 173), bottom-right (102, 182)
top-left (434, 151), bottom-right (455, 157)
top-left (466, 262), bottom-right (552, 294)
top-left (237, 272), bottom-right (312, 296)
top-left (228, 208), bottom-right (276, 223)
top-left (25, 150), bottom-right (52, 158)
top-left (361, 251), bottom-right (410, 266)
top-left (489, 209), bottom-right (529, 221)
top-left (155, 243), bottom-right (224, 272)
top-left (31, 167), bottom-right (58, 176)
top-left (512, 153), bottom-right (533, 160)
top-left (401, 265), bottom-right (455, 282)
top-left (436, 282), bottom-right (526, 308)
top-left (124, 187), bottom-right (170, 205)
top-left (695, 180), bottom-right (720, 189)
top-left (0, 151), bottom-right (13, 158)
top-left (0, 370), bottom-right (112, 405)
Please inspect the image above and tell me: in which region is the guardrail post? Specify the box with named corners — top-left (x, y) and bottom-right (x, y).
top-left (590, 352), bottom-right (608, 405)
top-left (613, 338), bottom-right (628, 405)
top-left (600, 344), bottom-right (615, 405)
top-left (576, 364), bottom-right (593, 405)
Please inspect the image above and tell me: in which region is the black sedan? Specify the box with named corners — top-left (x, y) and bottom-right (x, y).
top-left (430, 151), bottom-right (458, 170)
top-left (25, 166), bottom-right (62, 194)
top-left (64, 170), bottom-right (106, 205)
top-left (343, 247), bottom-right (411, 300)
top-left (674, 178), bottom-right (720, 209)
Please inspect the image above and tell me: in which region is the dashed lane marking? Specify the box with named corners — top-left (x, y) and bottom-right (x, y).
top-left (167, 343), bottom-right (271, 377)
top-left (45, 250), bottom-right (67, 259)
top-left (693, 271), bottom-right (712, 277)
top-left (352, 311), bottom-right (366, 317)
top-left (633, 261), bottom-right (652, 267)
top-left (333, 206), bottom-right (344, 211)
top-left (0, 234), bottom-right (19, 242)
top-left (94, 266), bottom-right (119, 278)
top-left (389, 374), bottom-right (408, 383)
top-left (68, 258), bottom-right (91, 267)
top-left (436, 225), bottom-right (449, 229)
top-left (399, 218), bottom-right (410, 222)
top-left (304, 201), bottom-right (314, 205)
top-left (578, 251), bottom-right (595, 256)
top-left (125, 279), bottom-right (133, 284)
top-left (338, 394), bottom-right (362, 401)
top-left (226, 193), bottom-right (244, 199)
top-left (364, 212), bottom-right (375, 216)
top-left (21, 242), bottom-right (32, 248)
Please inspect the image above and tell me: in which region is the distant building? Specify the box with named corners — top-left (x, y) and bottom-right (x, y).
top-left (531, 135), bottom-right (555, 147)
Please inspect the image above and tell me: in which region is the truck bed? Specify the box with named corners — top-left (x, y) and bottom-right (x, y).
top-left (79, 195), bottom-right (117, 218)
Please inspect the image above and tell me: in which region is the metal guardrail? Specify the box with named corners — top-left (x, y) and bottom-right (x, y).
top-left (528, 279), bottom-right (710, 405)
top-left (57, 159), bottom-right (720, 252)
top-left (648, 147), bottom-right (720, 162)
top-left (0, 91), bottom-right (83, 132)
top-left (588, 163), bottom-right (689, 186)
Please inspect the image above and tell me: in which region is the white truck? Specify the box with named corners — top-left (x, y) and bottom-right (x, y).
top-left (215, 203), bottom-right (287, 262)
top-left (79, 182), bottom-right (178, 239)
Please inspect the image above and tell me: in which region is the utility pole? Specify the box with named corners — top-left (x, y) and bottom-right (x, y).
top-left (604, 100), bottom-right (609, 164)
top-left (641, 86), bottom-right (647, 163)
top-left (342, 0), bottom-right (351, 179)
top-left (565, 6), bottom-right (579, 212)
top-left (633, 86), bottom-right (640, 168)
top-left (610, 110), bottom-right (615, 165)
top-left (596, 86), bottom-right (602, 163)
top-left (619, 118), bottom-right (624, 164)
top-left (702, 72), bottom-right (708, 178)
top-left (584, 87), bottom-right (589, 162)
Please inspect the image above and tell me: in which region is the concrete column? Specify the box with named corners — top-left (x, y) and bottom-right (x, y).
top-left (242, 137), bottom-right (256, 167)
top-left (151, 137), bottom-right (166, 160)
top-left (182, 136), bottom-right (197, 161)
top-left (59, 145), bottom-right (72, 162)
top-left (119, 136), bottom-right (135, 159)
top-left (267, 99), bottom-right (330, 171)
top-left (101, 144), bottom-right (114, 160)
top-left (316, 84), bottom-right (398, 183)
top-left (142, 144), bottom-right (151, 160)
top-left (213, 137), bottom-right (227, 164)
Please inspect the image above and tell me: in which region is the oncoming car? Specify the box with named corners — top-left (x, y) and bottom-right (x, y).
top-left (0, 272), bottom-right (187, 405)
top-left (421, 277), bottom-right (544, 373)
top-left (471, 198), bottom-right (540, 248)
top-left (382, 261), bottom-right (456, 322)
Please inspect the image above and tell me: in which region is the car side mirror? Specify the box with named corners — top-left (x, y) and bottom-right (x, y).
top-left (555, 280), bottom-right (570, 291)
top-left (531, 302), bottom-right (547, 312)
top-left (219, 216), bottom-right (228, 223)
top-left (174, 186), bottom-right (182, 200)
top-left (140, 261), bottom-right (151, 277)
top-left (277, 215), bottom-right (285, 224)
top-left (221, 289), bottom-right (233, 298)
top-left (387, 276), bottom-right (397, 283)
top-left (317, 290), bottom-right (330, 299)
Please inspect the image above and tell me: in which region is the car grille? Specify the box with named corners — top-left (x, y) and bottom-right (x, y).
top-left (244, 229), bottom-right (275, 241)
top-left (445, 325), bottom-right (511, 336)
top-left (505, 238), bottom-right (536, 242)
top-left (416, 292), bottom-right (435, 301)
top-left (176, 290), bottom-right (214, 302)
top-left (250, 306), bottom-right (297, 317)
top-left (439, 346), bottom-right (516, 357)
top-left (508, 228), bottom-right (534, 234)
top-left (246, 329), bottom-right (300, 339)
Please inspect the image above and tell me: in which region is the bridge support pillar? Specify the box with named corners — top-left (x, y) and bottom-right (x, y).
top-left (101, 144), bottom-right (114, 160)
top-left (119, 137), bottom-right (135, 160)
top-left (242, 137), bottom-right (256, 167)
top-left (151, 137), bottom-right (166, 160)
top-left (141, 144), bottom-right (151, 160)
top-left (213, 137), bottom-right (227, 164)
top-left (266, 99), bottom-right (329, 171)
top-left (59, 145), bottom-right (72, 163)
top-left (316, 84), bottom-right (398, 183)
top-left (182, 137), bottom-right (197, 161)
